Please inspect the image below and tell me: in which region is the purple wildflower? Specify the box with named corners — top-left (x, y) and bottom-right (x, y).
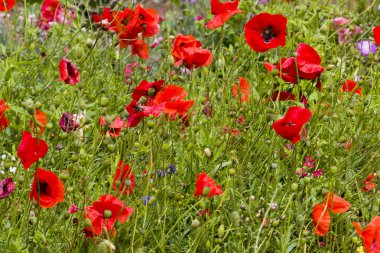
top-left (59, 112), bottom-right (79, 132)
top-left (0, 178), bottom-right (16, 199)
top-left (169, 164), bottom-right (176, 174)
top-left (357, 41), bottom-right (377, 56)
top-left (312, 169), bottom-right (323, 178)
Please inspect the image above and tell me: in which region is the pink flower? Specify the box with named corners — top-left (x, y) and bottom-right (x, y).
top-left (312, 169), bottom-right (323, 178)
top-left (332, 17), bottom-right (361, 44)
top-left (68, 204), bottom-right (78, 214)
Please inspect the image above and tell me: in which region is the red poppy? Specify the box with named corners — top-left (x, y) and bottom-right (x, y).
top-left (272, 107), bottom-right (312, 144)
top-left (30, 168), bottom-right (65, 208)
top-left (125, 101), bottom-right (165, 127)
top-left (154, 85), bottom-right (194, 117)
top-left (0, 99), bottom-right (9, 130)
top-left (30, 110), bottom-right (47, 135)
top-left (244, 13), bottom-right (287, 53)
top-left (172, 35), bottom-right (212, 68)
top-left (84, 194), bottom-right (134, 236)
top-left (112, 161), bottom-right (135, 195)
top-left (205, 0), bottom-right (243, 29)
top-left (362, 173), bottom-right (378, 192)
top-left (59, 58), bottom-right (80, 85)
top-left (312, 204), bottom-right (331, 236)
top-left (232, 77), bottom-right (250, 102)
top-left (341, 80), bottom-right (362, 96)
top-left (296, 43), bottom-right (324, 80)
top-left (132, 80), bottom-right (165, 101)
top-left (38, 0), bottom-right (62, 30)
top-left (59, 112), bottom-right (80, 132)
top-left (0, 0), bottom-right (15, 12)
top-left (99, 117), bottom-right (124, 137)
top-left (264, 57), bottom-right (298, 84)
top-left (353, 216), bottom-right (380, 253)
top-left (194, 171), bottom-right (223, 197)
top-left (130, 39), bottom-right (149, 59)
top-left (323, 193), bottom-right (350, 214)
top-left (271, 91), bottom-right (296, 101)
top-left (374, 26), bottom-right (380, 45)
top-left (17, 131), bottom-right (48, 170)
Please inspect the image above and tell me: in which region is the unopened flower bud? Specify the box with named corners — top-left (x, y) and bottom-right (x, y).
top-left (191, 219), bottom-right (200, 228)
top-left (204, 148), bottom-right (212, 158)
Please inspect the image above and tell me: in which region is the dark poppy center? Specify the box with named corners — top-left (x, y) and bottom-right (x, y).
top-left (262, 26), bottom-right (276, 44)
top-left (39, 182), bottom-right (49, 195)
top-left (66, 63), bottom-right (76, 78)
top-left (133, 103), bottom-right (144, 112)
top-left (139, 14), bottom-right (144, 20)
top-left (282, 121), bottom-right (296, 127)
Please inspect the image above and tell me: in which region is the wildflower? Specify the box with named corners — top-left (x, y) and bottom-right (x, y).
top-left (205, 0), bottom-right (243, 29)
top-left (194, 171), bottom-right (223, 197)
top-left (112, 161), bottom-right (135, 195)
top-left (352, 216), bottom-right (380, 253)
top-left (98, 117), bottom-right (124, 137)
top-left (232, 77), bottom-right (250, 102)
top-left (341, 80), bottom-right (362, 96)
top-left (0, 0), bottom-right (15, 12)
top-left (272, 107), bottom-right (312, 144)
top-left (38, 0), bottom-right (74, 30)
top-left (17, 131), bottom-right (48, 170)
top-left (132, 80), bottom-right (165, 101)
top-left (9, 166), bottom-right (16, 173)
top-left (142, 196), bottom-right (151, 205)
top-left (303, 156), bottom-right (316, 168)
top-left (59, 112), bottom-right (80, 132)
top-left (361, 173), bottom-right (377, 192)
top-left (169, 164), bottom-right (177, 174)
top-left (244, 13), bottom-right (287, 52)
top-left (31, 110), bottom-right (47, 135)
top-left (332, 17), bottom-right (361, 44)
top-left (59, 58), bottom-right (80, 85)
top-left (84, 195), bottom-right (134, 236)
top-left (312, 204), bottom-right (331, 236)
top-left (312, 169), bottom-right (323, 178)
top-left (264, 57), bottom-right (297, 84)
top-left (270, 91), bottom-right (296, 102)
top-left (151, 36), bottom-right (163, 48)
top-left (323, 193), bottom-right (351, 214)
top-left (357, 41), bottom-right (377, 56)
top-left (172, 35), bottom-right (212, 68)
top-left (202, 95), bottom-right (213, 118)
top-left (30, 168), bottom-right (65, 208)
top-left (296, 43), bottom-right (324, 80)
top-left (68, 204), bottom-right (78, 214)
top-left (0, 178), bottom-right (16, 199)
top-left (374, 26), bottom-right (380, 45)
top-left (0, 99), bottom-right (9, 130)
top-left (125, 101), bottom-right (165, 127)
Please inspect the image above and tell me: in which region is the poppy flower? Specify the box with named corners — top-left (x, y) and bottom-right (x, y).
top-left (125, 101), bottom-right (165, 127)
top-left (353, 216), bottom-right (380, 253)
top-left (112, 161), bottom-right (135, 195)
top-left (172, 35), bottom-right (212, 68)
top-left (232, 77), bottom-right (250, 102)
top-left (132, 80), bottom-right (165, 101)
top-left (59, 112), bottom-right (80, 132)
top-left (296, 43), bottom-right (324, 80)
top-left (205, 0), bottom-right (243, 29)
top-left (194, 171), bottom-right (223, 197)
top-left (59, 58), bottom-right (80, 85)
top-left (0, 99), bottom-right (9, 130)
top-left (84, 194), bottom-right (134, 236)
top-left (323, 193), bottom-right (350, 214)
top-left (271, 91), bottom-right (296, 101)
top-left (0, 178), bottom-right (16, 199)
top-left (131, 39), bottom-right (149, 59)
top-left (99, 117), bottom-right (124, 137)
top-left (38, 0), bottom-right (62, 30)
top-left (30, 168), bottom-right (65, 208)
top-left (30, 110), bottom-right (47, 135)
top-left (374, 26), bottom-right (380, 45)
top-left (0, 0), bottom-right (15, 12)
top-left (341, 80), bottom-right (362, 96)
top-left (154, 85), bottom-right (194, 117)
top-left (264, 57), bottom-right (298, 84)
top-left (272, 107), bottom-right (312, 144)
top-left (17, 131), bottom-right (48, 170)
top-left (362, 173), bottom-right (377, 192)
top-left (312, 204), bottom-right (331, 236)
top-left (244, 13), bottom-right (287, 53)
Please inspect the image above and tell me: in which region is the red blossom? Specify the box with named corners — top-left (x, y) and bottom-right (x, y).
top-left (84, 195), bottom-right (134, 236)
top-left (244, 13), bottom-right (287, 53)
top-left (312, 204), bottom-right (331, 236)
top-left (172, 35), bottom-right (212, 68)
top-left (323, 193), bottom-right (350, 214)
top-left (0, 0), bottom-right (15, 12)
top-left (30, 168), bottom-right (65, 208)
top-left (99, 117), bottom-right (125, 137)
top-left (272, 107), bottom-right (312, 144)
top-left (0, 99), bottom-right (9, 130)
top-left (362, 173), bottom-right (378, 192)
top-left (353, 216), bottom-right (380, 253)
top-left (112, 161), bottom-right (135, 195)
top-left (232, 77), bottom-right (250, 102)
top-left (341, 80), bottom-right (362, 96)
top-left (296, 43), bottom-right (324, 80)
top-left (59, 58), bottom-right (80, 85)
top-left (374, 26), bottom-right (380, 46)
top-left (17, 131), bottom-right (48, 170)
top-left (194, 172), bottom-right (223, 198)
top-left (154, 85), bottom-right (194, 118)
top-left (205, 0), bottom-right (243, 29)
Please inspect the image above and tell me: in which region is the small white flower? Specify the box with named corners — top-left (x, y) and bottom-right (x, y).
top-left (268, 202), bottom-right (278, 210)
top-left (11, 156), bottom-right (16, 161)
top-left (9, 167), bottom-right (16, 173)
top-left (1, 154), bottom-right (6, 160)
top-left (0, 170), bottom-right (4, 175)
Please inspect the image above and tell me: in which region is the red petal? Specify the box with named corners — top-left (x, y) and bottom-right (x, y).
top-left (374, 26), bottom-right (380, 45)
top-left (312, 204), bottom-right (331, 236)
top-left (323, 193), bottom-right (350, 214)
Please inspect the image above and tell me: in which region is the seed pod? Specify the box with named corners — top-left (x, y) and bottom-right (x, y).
top-left (204, 148), bottom-right (212, 158)
top-left (217, 224), bottom-right (225, 238)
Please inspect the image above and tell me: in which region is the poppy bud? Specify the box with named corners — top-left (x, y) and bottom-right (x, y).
top-left (147, 88), bottom-right (156, 97)
top-left (107, 144), bottom-right (116, 152)
top-left (231, 211), bottom-right (240, 222)
top-left (162, 143), bottom-right (170, 151)
top-left (330, 166), bottom-right (338, 174)
top-left (217, 224), bottom-right (225, 238)
top-left (139, 96), bottom-right (147, 105)
top-left (85, 38), bottom-right (94, 48)
top-left (147, 120), bottom-right (155, 128)
top-left (124, 179), bottom-right (132, 187)
top-left (100, 97), bottom-right (109, 107)
top-left (204, 148), bottom-right (212, 158)
top-left (24, 99), bottom-right (35, 112)
top-left (228, 168), bottom-right (236, 176)
top-left (35, 101), bottom-right (43, 109)
top-left (290, 183), bottom-right (298, 191)
top-left (103, 210), bottom-right (112, 219)
top-left (97, 239), bottom-right (116, 253)
top-left (191, 219), bottom-right (200, 228)
top-left (202, 187), bottom-right (211, 196)
top-left (296, 214), bottom-right (304, 225)
top-left (84, 218), bottom-right (92, 228)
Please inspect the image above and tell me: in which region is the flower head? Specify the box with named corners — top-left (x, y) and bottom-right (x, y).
top-left (205, 0), bottom-right (243, 29)
top-left (0, 178), bottom-right (16, 199)
top-left (357, 41), bottom-right (377, 56)
top-left (232, 77), bottom-right (250, 102)
top-left (341, 80), bottom-right (362, 96)
top-left (374, 26), bottom-right (380, 45)
top-left (312, 204), bottom-right (331, 236)
top-left (30, 168), bottom-right (65, 208)
top-left (244, 13), bottom-right (287, 52)
top-left (112, 161), bottom-right (135, 195)
top-left (17, 131), bottom-right (48, 170)
top-left (353, 216), bottom-right (380, 253)
top-left (0, 99), bottom-right (9, 130)
top-left (59, 112), bottom-right (80, 132)
top-left (59, 58), bottom-right (80, 85)
top-left (194, 171), bottom-right (223, 197)
top-left (0, 0), bottom-right (15, 12)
